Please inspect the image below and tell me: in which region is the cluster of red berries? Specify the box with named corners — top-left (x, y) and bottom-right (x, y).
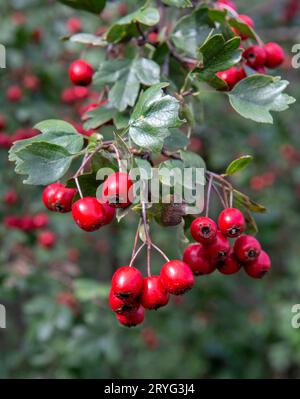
top-left (42, 172), bottom-right (134, 232)
top-left (4, 212), bottom-right (49, 232)
top-left (0, 126), bottom-right (38, 149)
top-left (216, 0), bottom-right (285, 90)
top-left (109, 259), bottom-right (194, 327)
top-left (183, 208), bottom-right (271, 279)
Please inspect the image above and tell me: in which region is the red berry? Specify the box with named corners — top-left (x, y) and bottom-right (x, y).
top-left (38, 230), bottom-right (56, 249)
top-left (111, 266), bottom-right (143, 300)
top-left (183, 243), bottom-right (216, 275)
top-left (217, 66), bottom-right (246, 90)
top-left (264, 42), bottom-right (285, 68)
top-left (4, 190), bottom-right (18, 205)
top-left (42, 183), bottom-right (76, 213)
top-left (148, 32), bottom-right (159, 43)
top-left (42, 183), bottom-right (64, 211)
top-left (190, 217), bottom-right (218, 244)
top-left (117, 3), bottom-right (128, 16)
top-left (72, 197), bottom-right (106, 232)
top-left (234, 235), bottom-right (261, 262)
top-left (140, 276), bottom-right (169, 310)
top-left (244, 250), bottom-right (271, 278)
top-left (218, 208), bottom-right (245, 238)
top-left (160, 260), bottom-right (194, 296)
top-left (99, 200), bottom-right (116, 225)
top-left (102, 172), bottom-right (134, 208)
top-left (32, 213), bottom-right (49, 229)
top-left (67, 17), bottom-right (82, 34)
top-left (116, 305), bottom-right (145, 327)
top-left (69, 60), bottom-right (94, 86)
top-left (204, 231), bottom-right (231, 261)
top-left (216, 0), bottom-right (237, 11)
top-left (23, 74), bottom-right (40, 91)
top-left (6, 85), bottom-right (23, 102)
top-left (243, 46), bottom-right (267, 69)
top-left (109, 289), bottom-right (139, 314)
top-left (217, 250), bottom-right (242, 275)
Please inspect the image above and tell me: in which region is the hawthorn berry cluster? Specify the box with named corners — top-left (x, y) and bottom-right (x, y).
top-left (216, 0), bottom-right (285, 89)
top-left (0, 122), bottom-right (38, 149)
top-left (184, 209), bottom-right (271, 279)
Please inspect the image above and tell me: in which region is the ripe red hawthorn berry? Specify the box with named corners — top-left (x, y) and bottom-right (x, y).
top-left (42, 183), bottom-right (76, 213)
top-left (140, 276), bottom-right (169, 310)
top-left (190, 216), bottom-right (218, 244)
top-left (148, 32), bottom-right (159, 43)
top-left (38, 230), bottom-right (56, 249)
top-left (4, 190), bottom-right (18, 205)
top-left (117, 3), bottom-right (128, 16)
top-left (99, 200), bottom-right (116, 225)
top-left (218, 208), bottom-right (245, 238)
top-left (32, 213), bottom-right (49, 229)
top-left (72, 197), bottom-right (106, 232)
top-left (67, 17), bottom-right (82, 34)
top-left (183, 243), bottom-right (216, 275)
top-left (111, 266), bottom-right (143, 300)
top-left (264, 42), bottom-right (285, 68)
top-left (109, 289), bottom-right (139, 314)
top-left (217, 250), bottom-right (242, 275)
top-left (243, 45), bottom-right (267, 69)
top-left (6, 85), bottom-right (23, 102)
top-left (217, 66), bottom-right (246, 90)
top-left (204, 231), bottom-right (231, 261)
top-left (244, 250), bottom-right (271, 278)
top-left (69, 60), bottom-right (94, 86)
top-left (23, 74), bottom-right (40, 91)
top-left (234, 235), bottom-right (261, 262)
top-left (102, 172), bottom-right (134, 209)
top-left (160, 260), bottom-right (194, 296)
top-left (116, 305), bottom-right (145, 327)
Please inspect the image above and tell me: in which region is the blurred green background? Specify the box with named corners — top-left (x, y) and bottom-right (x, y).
top-left (1, 0), bottom-right (300, 379)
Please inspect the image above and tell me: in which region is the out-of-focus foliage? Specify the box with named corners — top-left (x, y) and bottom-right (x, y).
top-left (1, 0), bottom-right (300, 379)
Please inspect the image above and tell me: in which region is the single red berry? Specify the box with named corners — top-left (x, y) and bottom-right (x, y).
top-left (4, 190), bottom-right (18, 205)
top-left (73, 86), bottom-right (89, 100)
top-left (67, 17), bottom-right (82, 34)
top-left (109, 289), bottom-right (139, 314)
top-left (117, 3), bottom-right (128, 16)
top-left (42, 183), bottom-right (64, 211)
top-left (72, 197), bottom-right (106, 232)
top-left (190, 216), bottom-right (218, 244)
top-left (148, 32), bottom-right (159, 43)
top-left (264, 42), bottom-right (285, 68)
top-left (53, 186), bottom-right (77, 213)
top-left (244, 250), bottom-right (271, 278)
top-left (204, 231), bottom-right (231, 261)
top-left (160, 260), bottom-right (194, 296)
top-left (111, 266), bottom-right (143, 300)
top-left (217, 66), bottom-right (246, 90)
top-left (69, 59), bottom-right (94, 86)
top-left (38, 230), bottom-right (56, 249)
top-left (6, 85), bottom-right (23, 102)
top-left (234, 235), bottom-right (261, 262)
top-left (32, 213), bottom-right (49, 229)
top-left (183, 243), bottom-right (216, 275)
top-left (23, 74), bottom-right (40, 91)
top-left (140, 276), bottom-right (169, 310)
top-left (218, 208), bottom-right (245, 238)
top-left (99, 200), bottom-right (116, 225)
top-left (116, 305), bottom-right (145, 327)
top-left (243, 46), bottom-right (267, 69)
top-left (61, 88), bottom-right (77, 104)
top-left (102, 172), bottom-right (134, 208)
top-left (217, 250), bottom-right (242, 275)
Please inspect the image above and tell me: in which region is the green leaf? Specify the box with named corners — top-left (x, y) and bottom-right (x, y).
top-left (93, 57), bottom-right (160, 112)
top-left (225, 155), bottom-right (253, 175)
top-left (196, 35), bottom-right (242, 85)
top-left (129, 83), bottom-right (182, 151)
top-left (171, 7), bottom-right (215, 58)
top-left (14, 142), bottom-right (78, 185)
top-left (69, 33), bottom-right (107, 46)
top-left (233, 189), bottom-right (267, 214)
top-left (34, 119), bottom-right (78, 135)
top-left (228, 75), bottom-right (296, 123)
top-left (67, 173), bottom-right (97, 198)
top-left (57, 0), bottom-right (106, 14)
top-left (114, 131), bottom-right (133, 171)
top-left (73, 278), bottom-right (109, 301)
top-left (164, 129), bottom-right (189, 150)
top-left (83, 103), bottom-right (118, 130)
top-left (228, 17), bottom-right (256, 41)
top-left (106, 6), bottom-right (160, 44)
top-left (161, 0), bottom-right (192, 7)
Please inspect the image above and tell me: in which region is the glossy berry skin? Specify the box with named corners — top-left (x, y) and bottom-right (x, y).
top-left (38, 230), bottom-right (56, 249)
top-left (218, 208), bottom-right (245, 238)
top-left (183, 244), bottom-right (216, 275)
top-left (116, 305), bottom-right (145, 327)
top-left (99, 200), bottom-right (116, 225)
top-left (217, 66), bottom-right (246, 90)
top-left (216, 0), bottom-right (237, 11)
top-left (234, 235), bottom-right (261, 262)
top-left (190, 217), bottom-right (218, 244)
top-left (72, 197), bottom-right (106, 232)
top-left (205, 231), bottom-right (231, 261)
top-left (264, 42), bottom-right (285, 68)
top-left (43, 183), bottom-right (76, 213)
top-left (160, 260), bottom-right (194, 296)
top-left (102, 172), bottom-right (134, 209)
top-left (109, 289), bottom-right (139, 314)
top-left (243, 46), bottom-right (267, 69)
top-left (140, 276), bottom-right (169, 310)
top-left (244, 250), bottom-right (271, 278)
top-left (69, 59), bottom-right (94, 86)
top-left (111, 266), bottom-right (143, 300)
top-left (217, 250), bottom-right (242, 275)
top-left (42, 183), bottom-right (65, 211)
